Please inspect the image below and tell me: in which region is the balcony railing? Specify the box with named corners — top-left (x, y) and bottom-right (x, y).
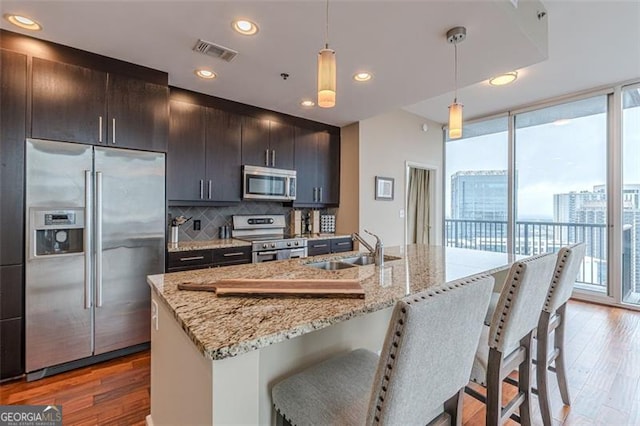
top-left (445, 219), bottom-right (614, 289)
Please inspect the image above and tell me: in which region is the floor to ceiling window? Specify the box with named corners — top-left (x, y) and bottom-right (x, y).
top-left (622, 84), bottom-right (640, 305)
top-left (444, 117), bottom-right (508, 252)
top-left (445, 83), bottom-right (640, 307)
top-left (515, 96), bottom-right (609, 293)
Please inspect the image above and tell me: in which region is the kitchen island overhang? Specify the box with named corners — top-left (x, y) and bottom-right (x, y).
top-left (147, 245), bottom-right (516, 425)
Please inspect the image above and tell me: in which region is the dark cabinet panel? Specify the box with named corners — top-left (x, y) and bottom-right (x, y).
top-left (268, 122), bottom-right (295, 169)
top-left (318, 132), bottom-right (340, 205)
top-left (167, 250), bottom-right (212, 272)
top-left (32, 57), bottom-right (107, 144)
top-left (0, 265), bottom-right (23, 320)
top-left (307, 239), bottom-right (331, 256)
top-left (206, 108), bottom-right (242, 202)
top-left (0, 49), bottom-right (26, 265)
top-left (330, 237), bottom-right (353, 253)
top-left (107, 74), bottom-right (168, 152)
top-left (211, 246), bottom-right (251, 266)
top-left (293, 127), bottom-right (318, 204)
top-left (241, 116), bottom-right (270, 167)
top-left (0, 318), bottom-right (23, 380)
top-left (167, 100), bottom-right (206, 201)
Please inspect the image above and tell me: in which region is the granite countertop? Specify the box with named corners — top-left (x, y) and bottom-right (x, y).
top-left (148, 245), bottom-right (516, 361)
top-left (167, 239), bottom-right (251, 252)
top-left (302, 233), bottom-right (351, 241)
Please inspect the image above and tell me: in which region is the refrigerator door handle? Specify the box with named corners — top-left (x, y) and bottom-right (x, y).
top-left (96, 171), bottom-right (104, 308)
top-left (84, 170), bottom-right (93, 309)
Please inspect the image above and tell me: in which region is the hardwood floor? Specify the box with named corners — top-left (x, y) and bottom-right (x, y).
top-left (1, 300), bottom-right (638, 425)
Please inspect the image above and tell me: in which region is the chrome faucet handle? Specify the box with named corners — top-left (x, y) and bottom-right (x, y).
top-left (364, 229), bottom-right (382, 245)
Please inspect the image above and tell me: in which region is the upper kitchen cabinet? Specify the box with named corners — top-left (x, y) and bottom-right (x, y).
top-left (206, 108), bottom-right (242, 202)
top-left (167, 96), bottom-right (242, 203)
top-left (241, 117), bottom-right (294, 170)
top-left (293, 127), bottom-right (340, 206)
top-left (167, 100), bottom-right (206, 201)
top-left (32, 58), bottom-right (107, 145)
top-left (107, 74), bottom-right (168, 152)
top-left (1, 49), bottom-right (27, 266)
top-left (31, 57), bottom-right (168, 152)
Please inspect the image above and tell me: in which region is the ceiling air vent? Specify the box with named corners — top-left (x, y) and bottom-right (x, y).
top-left (193, 39), bottom-right (238, 62)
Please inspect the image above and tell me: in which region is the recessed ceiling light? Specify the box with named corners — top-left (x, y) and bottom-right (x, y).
top-left (300, 100), bottom-right (315, 107)
top-left (353, 72), bottom-right (373, 82)
top-left (195, 69), bottom-right (216, 79)
top-left (489, 72), bottom-right (518, 86)
top-left (232, 19), bottom-right (259, 36)
top-left (4, 13), bottom-right (42, 31)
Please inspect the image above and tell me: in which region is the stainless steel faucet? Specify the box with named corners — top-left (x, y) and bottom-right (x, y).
top-left (352, 230), bottom-right (384, 267)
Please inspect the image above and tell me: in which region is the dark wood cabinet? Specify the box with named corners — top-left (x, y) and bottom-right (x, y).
top-left (168, 100), bottom-right (242, 203)
top-left (1, 49), bottom-right (26, 266)
top-left (293, 128), bottom-right (340, 206)
top-left (0, 265), bottom-right (23, 320)
top-left (330, 237), bottom-right (353, 253)
top-left (166, 246), bottom-right (251, 272)
top-left (107, 74), bottom-right (168, 151)
top-left (0, 318), bottom-right (23, 380)
top-left (32, 57), bottom-right (168, 151)
top-left (241, 117), bottom-right (295, 169)
top-left (167, 100), bottom-right (206, 201)
top-left (307, 239), bottom-right (331, 256)
top-left (32, 57), bottom-right (107, 145)
top-left (206, 108), bottom-right (242, 202)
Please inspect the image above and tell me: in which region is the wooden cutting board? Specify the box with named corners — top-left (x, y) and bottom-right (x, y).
top-left (178, 279), bottom-right (365, 299)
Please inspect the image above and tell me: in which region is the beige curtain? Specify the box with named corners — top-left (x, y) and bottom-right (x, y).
top-left (407, 168), bottom-right (430, 244)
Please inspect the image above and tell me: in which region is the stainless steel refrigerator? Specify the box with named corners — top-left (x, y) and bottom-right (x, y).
top-left (25, 138), bottom-right (165, 378)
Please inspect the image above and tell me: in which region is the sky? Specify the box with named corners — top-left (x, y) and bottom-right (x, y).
top-left (445, 101), bottom-right (640, 220)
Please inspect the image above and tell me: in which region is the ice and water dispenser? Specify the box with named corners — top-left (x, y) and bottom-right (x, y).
top-left (30, 208), bottom-right (84, 257)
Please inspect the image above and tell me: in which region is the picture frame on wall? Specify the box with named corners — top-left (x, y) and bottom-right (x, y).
top-left (375, 176), bottom-right (394, 201)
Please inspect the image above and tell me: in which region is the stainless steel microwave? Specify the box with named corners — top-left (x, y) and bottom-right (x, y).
top-left (243, 165), bottom-right (296, 201)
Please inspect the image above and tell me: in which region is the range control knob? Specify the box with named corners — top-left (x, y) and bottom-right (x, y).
top-left (287, 242), bottom-right (292, 247)
top-left (295, 241), bottom-right (299, 246)
top-left (271, 243), bottom-right (276, 248)
top-left (262, 243), bottom-right (268, 249)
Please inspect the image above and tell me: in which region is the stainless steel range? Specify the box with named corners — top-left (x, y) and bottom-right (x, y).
top-left (232, 214), bottom-right (307, 263)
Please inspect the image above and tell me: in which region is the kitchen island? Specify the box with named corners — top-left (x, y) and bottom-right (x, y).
top-left (146, 245), bottom-right (516, 425)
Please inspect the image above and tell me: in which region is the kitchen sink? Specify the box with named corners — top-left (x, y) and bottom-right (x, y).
top-left (341, 255), bottom-right (376, 266)
top-left (306, 260), bottom-right (357, 270)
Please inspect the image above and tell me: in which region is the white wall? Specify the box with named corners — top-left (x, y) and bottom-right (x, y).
top-left (358, 109), bottom-right (443, 247)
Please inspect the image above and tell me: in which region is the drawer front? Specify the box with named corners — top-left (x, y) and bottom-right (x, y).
top-left (167, 250), bottom-right (212, 270)
top-left (1, 317), bottom-right (23, 380)
top-left (307, 239), bottom-right (330, 256)
top-left (212, 246), bottom-right (252, 266)
top-left (331, 237), bottom-right (353, 253)
top-left (0, 265), bottom-right (23, 320)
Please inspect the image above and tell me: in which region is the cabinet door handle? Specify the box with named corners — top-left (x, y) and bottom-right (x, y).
top-left (98, 116), bottom-right (103, 143)
top-left (312, 243), bottom-right (328, 248)
top-left (336, 241), bottom-right (350, 246)
top-left (319, 187), bottom-right (323, 202)
top-left (180, 256), bottom-right (205, 261)
top-left (199, 179), bottom-right (204, 199)
top-left (208, 180), bottom-right (212, 199)
top-left (223, 252), bottom-right (246, 257)
top-left (112, 118), bottom-right (116, 144)
top-left (271, 149), bottom-right (276, 167)
top-left (313, 187), bottom-right (317, 202)
top-left (265, 149), bottom-right (269, 166)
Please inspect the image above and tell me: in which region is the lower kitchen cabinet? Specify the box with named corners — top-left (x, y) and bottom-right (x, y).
top-left (330, 237), bottom-right (353, 253)
top-left (1, 265), bottom-right (23, 320)
top-left (167, 246), bottom-right (251, 272)
top-left (307, 239), bottom-right (331, 256)
top-left (0, 318), bottom-right (23, 380)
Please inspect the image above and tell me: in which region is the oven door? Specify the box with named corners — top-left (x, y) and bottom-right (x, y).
top-left (253, 250), bottom-right (279, 263)
top-left (253, 248), bottom-right (307, 263)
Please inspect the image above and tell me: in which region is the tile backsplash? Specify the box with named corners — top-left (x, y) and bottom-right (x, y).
top-left (169, 202), bottom-right (336, 242)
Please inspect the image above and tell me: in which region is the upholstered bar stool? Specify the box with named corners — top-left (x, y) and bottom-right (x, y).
top-left (271, 273), bottom-right (495, 426)
top-left (534, 243), bottom-right (586, 425)
top-left (466, 252), bottom-right (557, 426)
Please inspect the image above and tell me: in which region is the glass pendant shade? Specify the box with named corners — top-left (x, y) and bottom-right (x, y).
top-left (317, 48), bottom-right (336, 108)
top-left (448, 102), bottom-right (463, 139)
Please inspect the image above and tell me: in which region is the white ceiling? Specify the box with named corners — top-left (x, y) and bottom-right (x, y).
top-left (1, 1), bottom-right (637, 127)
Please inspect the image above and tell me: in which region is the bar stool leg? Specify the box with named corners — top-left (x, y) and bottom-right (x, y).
top-left (519, 332), bottom-right (533, 426)
top-left (536, 311), bottom-right (553, 426)
top-left (444, 388), bottom-right (464, 426)
top-left (486, 348), bottom-right (503, 425)
top-left (554, 303), bottom-right (571, 405)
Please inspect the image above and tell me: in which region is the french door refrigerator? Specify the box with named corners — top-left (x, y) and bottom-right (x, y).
top-left (25, 138), bottom-right (165, 378)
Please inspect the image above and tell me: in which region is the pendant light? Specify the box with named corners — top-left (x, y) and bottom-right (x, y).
top-left (447, 26), bottom-right (466, 139)
top-left (317, 0), bottom-right (336, 108)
